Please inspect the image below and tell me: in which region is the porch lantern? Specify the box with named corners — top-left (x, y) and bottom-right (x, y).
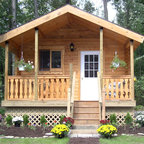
top-left (70, 43), bottom-right (75, 51)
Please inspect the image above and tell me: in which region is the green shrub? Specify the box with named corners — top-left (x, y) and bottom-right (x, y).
top-left (110, 113), bottom-right (117, 123)
top-left (23, 114), bottom-right (29, 126)
top-left (125, 113), bottom-right (133, 125)
top-left (6, 115), bottom-right (12, 126)
top-left (135, 105), bottom-right (144, 111)
top-left (60, 115), bottom-right (66, 124)
top-left (0, 108), bottom-right (5, 116)
top-left (40, 115), bottom-right (47, 125)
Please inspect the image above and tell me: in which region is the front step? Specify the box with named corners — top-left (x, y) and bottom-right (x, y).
top-left (74, 113), bottom-right (99, 118)
top-left (74, 107), bottom-right (99, 113)
top-left (74, 118), bottom-right (99, 125)
top-left (73, 101), bottom-right (100, 126)
top-left (74, 101), bottom-right (99, 107)
top-left (71, 129), bottom-right (98, 134)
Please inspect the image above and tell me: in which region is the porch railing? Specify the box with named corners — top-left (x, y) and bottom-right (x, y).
top-left (8, 76), bottom-right (70, 100)
top-left (38, 76), bottom-right (69, 100)
top-left (102, 75), bottom-right (132, 100)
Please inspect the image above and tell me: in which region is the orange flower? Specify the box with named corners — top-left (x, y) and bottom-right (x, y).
top-left (45, 122), bottom-right (48, 125)
top-left (28, 123), bottom-right (31, 126)
top-left (54, 120), bottom-right (57, 123)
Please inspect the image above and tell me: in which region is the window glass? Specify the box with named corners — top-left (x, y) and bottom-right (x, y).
top-left (52, 51), bottom-right (61, 68)
top-left (40, 50), bottom-right (50, 70)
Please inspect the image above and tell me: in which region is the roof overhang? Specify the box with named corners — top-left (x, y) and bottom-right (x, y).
top-left (0, 5), bottom-right (143, 48)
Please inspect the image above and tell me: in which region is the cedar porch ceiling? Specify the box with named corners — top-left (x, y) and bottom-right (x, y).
top-left (0, 5), bottom-right (144, 52)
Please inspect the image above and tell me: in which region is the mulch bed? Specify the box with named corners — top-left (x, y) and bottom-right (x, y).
top-left (69, 138), bottom-right (100, 144)
top-left (117, 126), bottom-right (144, 135)
top-left (0, 125), bottom-right (52, 137)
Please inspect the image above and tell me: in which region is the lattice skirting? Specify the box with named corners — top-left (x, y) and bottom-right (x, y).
top-left (5, 107), bottom-right (67, 126)
top-left (105, 107), bottom-right (134, 125)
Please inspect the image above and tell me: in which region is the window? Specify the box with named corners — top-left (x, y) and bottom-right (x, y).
top-left (52, 51), bottom-right (61, 68)
top-left (40, 50), bottom-right (61, 71)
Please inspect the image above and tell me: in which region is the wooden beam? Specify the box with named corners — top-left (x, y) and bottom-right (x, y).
top-left (4, 41), bottom-right (9, 100)
top-left (130, 40), bottom-right (134, 100)
top-left (100, 27), bottom-right (103, 81)
top-left (34, 28), bottom-right (39, 100)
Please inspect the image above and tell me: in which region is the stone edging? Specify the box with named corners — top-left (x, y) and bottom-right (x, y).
top-left (0, 133), bottom-right (54, 139)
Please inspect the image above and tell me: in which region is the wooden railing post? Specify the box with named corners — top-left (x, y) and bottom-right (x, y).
top-left (102, 88), bottom-right (106, 120)
top-left (34, 28), bottom-right (39, 100)
top-left (130, 40), bottom-right (134, 100)
top-left (100, 27), bottom-right (103, 87)
top-left (4, 41), bottom-right (9, 100)
top-left (67, 88), bottom-right (71, 117)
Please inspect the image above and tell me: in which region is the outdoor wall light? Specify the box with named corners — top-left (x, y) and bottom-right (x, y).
top-left (70, 43), bottom-right (75, 51)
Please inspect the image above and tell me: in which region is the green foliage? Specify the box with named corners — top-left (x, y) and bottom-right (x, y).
top-left (23, 114), bottom-right (29, 126)
top-left (0, 108), bottom-right (5, 116)
top-left (110, 54), bottom-right (127, 70)
top-left (40, 115), bottom-right (47, 125)
top-left (6, 115), bottom-right (12, 126)
top-left (134, 76), bottom-right (144, 105)
top-left (135, 105), bottom-right (144, 111)
top-left (60, 115), bottom-right (66, 124)
top-left (110, 113), bottom-right (117, 124)
top-left (83, 0), bottom-right (95, 13)
top-left (125, 113), bottom-right (133, 125)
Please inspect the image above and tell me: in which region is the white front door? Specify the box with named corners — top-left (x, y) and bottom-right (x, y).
top-left (80, 51), bottom-right (100, 100)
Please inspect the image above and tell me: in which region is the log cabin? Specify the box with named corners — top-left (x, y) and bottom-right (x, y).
top-left (0, 5), bottom-right (144, 126)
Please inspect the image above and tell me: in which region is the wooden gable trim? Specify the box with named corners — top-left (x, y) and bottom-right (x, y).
top-left (0, 5), bottom-right (144, 45)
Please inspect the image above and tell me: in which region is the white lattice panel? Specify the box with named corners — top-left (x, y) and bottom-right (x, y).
top-left (5, 107), bottom-right (67, 126)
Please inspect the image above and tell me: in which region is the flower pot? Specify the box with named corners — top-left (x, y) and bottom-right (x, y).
top-left (18, 65), bottom-right (25, 71)
top-left (15, 122), bottom-right (21, 127)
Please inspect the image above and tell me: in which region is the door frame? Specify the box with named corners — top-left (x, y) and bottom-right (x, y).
top-left (80, 51), bottom-right (100, 100)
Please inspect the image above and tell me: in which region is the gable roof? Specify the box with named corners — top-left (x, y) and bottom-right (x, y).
top-left (0, 4), bottom-right (143, 47)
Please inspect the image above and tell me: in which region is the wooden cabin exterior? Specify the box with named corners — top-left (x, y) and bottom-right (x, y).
top-left (0, 5), bottom-right (144, 126)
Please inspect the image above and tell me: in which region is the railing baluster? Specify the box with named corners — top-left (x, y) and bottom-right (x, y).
top-left (11, 79), bottom-right (14, 100)
top-left (15, 79), bottom-right (18, 99)
top-left (61, 79), bottom-right (64, 99)
top-left (24, 79), bottom-right (27, 99)
top-left (29, 79), bottom-right (32, 100)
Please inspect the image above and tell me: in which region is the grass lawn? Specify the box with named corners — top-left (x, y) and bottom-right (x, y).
top-left (0, 137), bottom-right (69, 144)
top-left (100, 135), bottom-right (144, 144)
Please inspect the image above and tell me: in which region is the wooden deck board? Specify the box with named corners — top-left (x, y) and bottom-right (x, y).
top-left (2, 100), bottom-right (69, 107)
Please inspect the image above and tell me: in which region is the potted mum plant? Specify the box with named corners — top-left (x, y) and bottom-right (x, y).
top-left (12, 116), bottom-right (23, 127)
top-left (51, 124), bottom-right (69, 138)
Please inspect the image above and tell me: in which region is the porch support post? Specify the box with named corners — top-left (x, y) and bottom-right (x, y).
top-left (4, 41), bottom-right (9, 100)
top-left (100, 27), bottom-right (103, 80)
top-left (130, 40), bottom-right (134, 100)
top-left (34, 28), bottom-right (39, 100)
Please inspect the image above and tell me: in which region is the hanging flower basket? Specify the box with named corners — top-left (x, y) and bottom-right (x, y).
top-left (110, 53), bottom-right (127, 70)
top-left (15, 59), bottom-right (34, 72)
top-left (18, 65), bottom-right (25, 71)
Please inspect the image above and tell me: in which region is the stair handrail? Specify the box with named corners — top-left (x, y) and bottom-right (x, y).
top-left (70, 71), bottom-right (76, 118)
top-left (97, 72), bottom-right (102, 103)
